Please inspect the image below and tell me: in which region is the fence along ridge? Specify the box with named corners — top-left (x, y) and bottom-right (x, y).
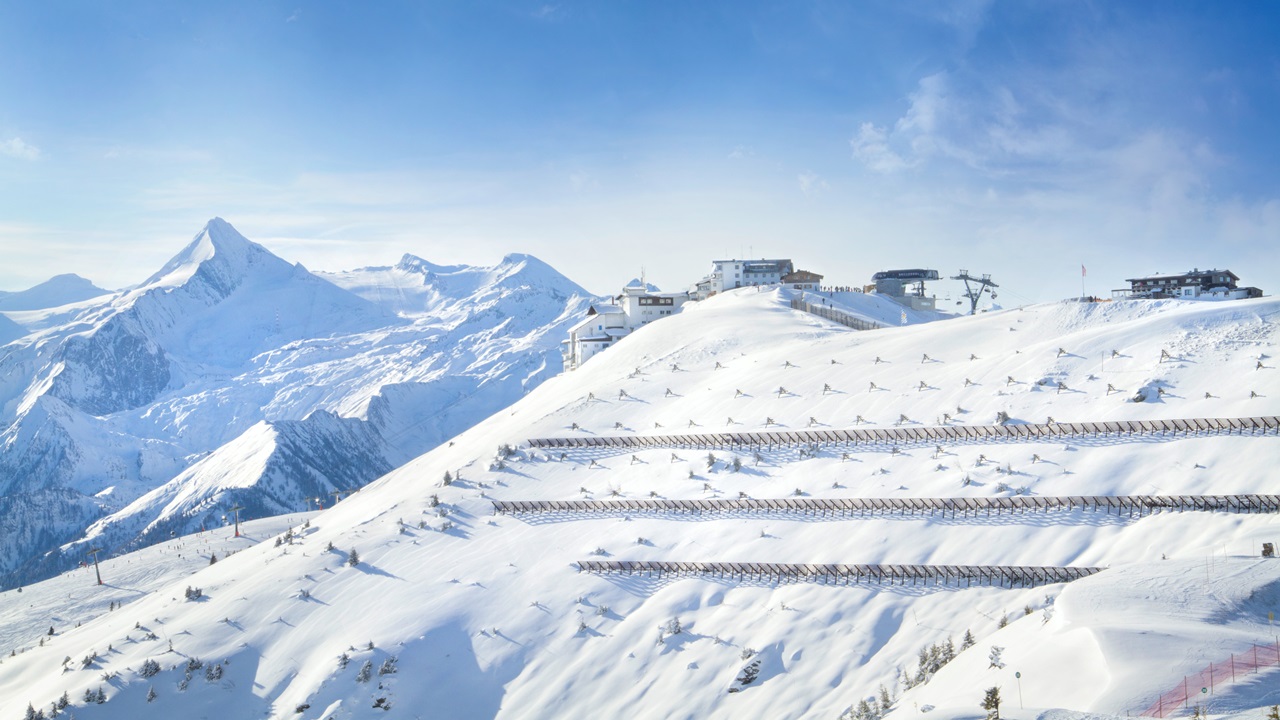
top-left (494, 494), bottom-right (1280, 518)
top-left (577, 560), bottom-right (1104, 588)
top-left (527, 416), bottom-right (1280, 450)
top-left (789, 297), bottom-right (886, 332)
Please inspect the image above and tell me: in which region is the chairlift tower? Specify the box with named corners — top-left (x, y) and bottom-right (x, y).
top-left (87, 547), bottom-right (104, 585)
top-left (229, 504), bottom-right (245, 538)
top-left (951, 270), bottom-right (999, 315)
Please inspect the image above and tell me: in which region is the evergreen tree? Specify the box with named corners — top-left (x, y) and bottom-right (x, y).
top-left (961, 629), bottom-right (975, 650)
top-left (347, 548), bottom-right (360, 567)
top-left (209, 553), bottom-right (217, 565)
top-left (878, 684), bottom-right (892, 711)
top-left (356, 660), bottom-right (373, 683)
top-left (24, 703), bottom-right (37, 720)
top-left (981, 686), bottom-right (1001, 720)
top-left (1267, 706), bottom-right (1279, 720)
top-left (988, 645), bottom-right (1005, 669)
top-left (146, 685), bottom-right (157, 703)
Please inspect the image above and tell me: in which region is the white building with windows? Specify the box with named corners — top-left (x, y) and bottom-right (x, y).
top-left (562, 283), bottom-right (693, 370)
top-left (1114, 268), bottom-right (1262, 301)
top-left (692, 258), bottom-right (795, 299)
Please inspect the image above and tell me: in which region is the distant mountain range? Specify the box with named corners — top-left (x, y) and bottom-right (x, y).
top-left (0, 273), bottom-right (109, 312)
top-left (0, 218), bottom-right (594, 587)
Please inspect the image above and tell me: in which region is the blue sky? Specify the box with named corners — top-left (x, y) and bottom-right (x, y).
top-left (1, 1), bottom-right (1278, 302)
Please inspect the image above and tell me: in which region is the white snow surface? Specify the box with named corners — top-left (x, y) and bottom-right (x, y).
top-left (0, 287), bottom-right (1277, 720)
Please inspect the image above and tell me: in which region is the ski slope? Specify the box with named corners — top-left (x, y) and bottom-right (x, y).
top-left (0, 287), bottom-right (1276, 720)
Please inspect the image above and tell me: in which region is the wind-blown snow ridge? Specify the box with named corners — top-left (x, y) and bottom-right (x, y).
top-left (0, 288), bottom-right (1275, 720)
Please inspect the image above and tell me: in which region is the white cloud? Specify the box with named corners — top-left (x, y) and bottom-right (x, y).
top-left (797, 171), bottom-right (828, 195)
top-left (1, 137), bottom-right (40, 160)
top-left (850, 122), bottom-right (910, 173)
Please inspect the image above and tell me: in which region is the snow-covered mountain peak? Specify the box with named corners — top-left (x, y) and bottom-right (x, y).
top-left (0, 273), bottom-right (110, 313)
top-left (140, 217), bottom-right (275, 293)
top-left (624, 277), bottom-right (663, 292)
top-left (392, 253), bottom-right (465, 276)
top-left (323, 251), bottom-right (594, 319)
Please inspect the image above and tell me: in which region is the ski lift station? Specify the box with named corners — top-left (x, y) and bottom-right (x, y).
top-left (871, 269), bottom-right (940, 312)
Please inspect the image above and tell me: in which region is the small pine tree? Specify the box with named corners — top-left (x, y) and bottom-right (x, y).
top-left (961, 629), bottom-right (975, 650)
top-left (878, 684), bottom-right (892, 711)
top-left (441, 471), bottom-right (452, 486)
top-left (988, 645), bottom-right (1004, 669)
top-left (209, 553), bottom-right (217, 565)
top-left (356, 660), bottom-right (373, 683)
top-left (1265, 705), bottom-right (1280, 720)
top-left (981, 686), bottom-right (1001, 720)
top-left (347, 548), bottom-right (360, 567)
top-left (146, 685), bottom-right (157, 703)
top-left (56, 693), bottom-right (68, 710)
top-left (378, 656), bottom-right (398, 675)
top-left (24, 703), bottom-right (37, 720)
top-left (997, 614), bottom-right (1008, 629)
top-left (95, 687), bottom-right (106, 704)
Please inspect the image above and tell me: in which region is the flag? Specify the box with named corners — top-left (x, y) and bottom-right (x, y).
top-left (900, 310), bottom-right (907, 325)
top-left (1081, 264), bottom-right (1087, 277)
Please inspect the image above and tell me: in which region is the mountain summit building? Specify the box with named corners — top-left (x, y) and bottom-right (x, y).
top-left (562, 283), bottom-right (693, 370)
top-left (692, 258), bottom-right (823, 299)
top-left (1115, 268), bottom-right (1262, 300)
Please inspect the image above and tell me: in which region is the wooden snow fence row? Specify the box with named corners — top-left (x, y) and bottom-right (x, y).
top-left (494, 494), bottom-right (1280, 519)
top-left (575, 560), bottom-right (1103, 589)
top-left (527, 416), bottom-right (1280, 451)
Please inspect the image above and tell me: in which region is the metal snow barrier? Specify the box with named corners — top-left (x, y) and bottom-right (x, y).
top-left (494, 495), bottom-right (1280, 519)
top-left (575, 560), bottom-right (1103, 589)
top-left (527, 416), bottom-right (1280, 452)
top-left (789, 298), bottom-right (887, 332)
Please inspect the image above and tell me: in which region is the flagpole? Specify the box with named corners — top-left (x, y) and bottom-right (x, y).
top-left (1081, 264), bottom-right (1087, 300)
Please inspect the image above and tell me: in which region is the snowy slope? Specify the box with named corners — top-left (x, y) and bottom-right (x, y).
top-left (0, 313), bottom-right (25, 346)
top-left (0, 273), bottom-right (110, 313)
top-left (0, 288), bottom-right (1275, 720)
top-left (0, 220), bottom-right (595, 589)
